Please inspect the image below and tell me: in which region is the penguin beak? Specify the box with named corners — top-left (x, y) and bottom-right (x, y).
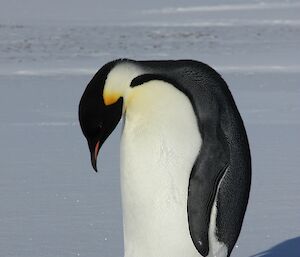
top-left (90, 141), bottom-right (100, 172)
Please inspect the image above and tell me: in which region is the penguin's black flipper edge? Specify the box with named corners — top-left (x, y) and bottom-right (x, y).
top-left (187, 136), bottom-right (229, 256)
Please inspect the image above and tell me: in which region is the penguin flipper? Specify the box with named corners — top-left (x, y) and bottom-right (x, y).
top-left (187, 135), bottom-right (229, 256)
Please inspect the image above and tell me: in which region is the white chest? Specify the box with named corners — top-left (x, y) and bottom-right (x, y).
top-left (120, 81), bottom-right (202, 257)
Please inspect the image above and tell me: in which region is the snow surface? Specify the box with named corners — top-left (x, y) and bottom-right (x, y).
top-left (0, 1), bottom-right (299, 256)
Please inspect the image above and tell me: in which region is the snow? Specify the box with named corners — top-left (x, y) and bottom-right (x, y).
top-left (0, 1), bottom-right (299, 256)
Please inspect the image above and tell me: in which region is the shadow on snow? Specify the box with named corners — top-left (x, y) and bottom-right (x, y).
top-left (250, 237), bottom-right (300, 257)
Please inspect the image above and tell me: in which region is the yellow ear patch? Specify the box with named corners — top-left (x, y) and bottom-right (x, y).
top-left (103, 91), bottom-right (120, 106)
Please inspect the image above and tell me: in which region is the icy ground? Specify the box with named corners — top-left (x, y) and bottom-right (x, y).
top-left (0, 1), bottom-right (299, 256)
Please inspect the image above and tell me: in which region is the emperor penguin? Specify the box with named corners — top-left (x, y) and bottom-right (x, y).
top-left (78, 59), bottom-right (251, 257)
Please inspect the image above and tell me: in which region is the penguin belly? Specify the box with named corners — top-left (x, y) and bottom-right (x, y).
top-left (121, 80), bottom-right (202, 257)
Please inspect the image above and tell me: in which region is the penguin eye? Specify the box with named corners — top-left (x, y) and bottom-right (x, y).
top-left (90, 123), bottom-right (104, 137)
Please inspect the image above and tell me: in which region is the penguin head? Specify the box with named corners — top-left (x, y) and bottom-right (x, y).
top-left (79, 59), bottom-right (141, 172)
top-left (78, 61), bottom-right (125, 172)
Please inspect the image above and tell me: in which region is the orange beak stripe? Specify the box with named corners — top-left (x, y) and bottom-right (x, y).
top-left (94, 141), bottom-right (100, 160)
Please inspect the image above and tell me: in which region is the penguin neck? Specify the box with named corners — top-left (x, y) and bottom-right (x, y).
top-left (120, 80), bottom-right (202, 257)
